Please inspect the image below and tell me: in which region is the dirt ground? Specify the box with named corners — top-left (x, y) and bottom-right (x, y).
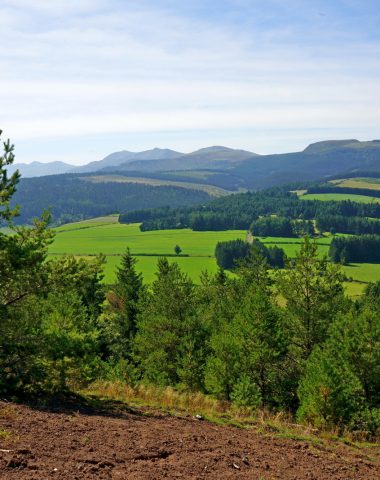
top-left (1, 399), bottom-right (380, 480)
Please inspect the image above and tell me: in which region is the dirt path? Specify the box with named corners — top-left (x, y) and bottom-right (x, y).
top-left (1, 400), bottom-right (379, 479)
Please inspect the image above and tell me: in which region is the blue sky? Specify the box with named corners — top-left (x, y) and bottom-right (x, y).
top-left (0, 0), bottom-right (379, 165)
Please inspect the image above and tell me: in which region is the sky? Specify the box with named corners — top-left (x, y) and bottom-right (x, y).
top-left (0, 0), bottom-right (379, 165)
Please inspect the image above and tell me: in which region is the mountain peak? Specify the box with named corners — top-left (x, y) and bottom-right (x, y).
top-left (303, 139), bottom-right (359, 154)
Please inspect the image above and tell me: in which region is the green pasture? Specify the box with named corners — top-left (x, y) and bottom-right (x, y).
top-left (342, 263), bottom-right (380, 283)
top-left (301, 193), bottom-right (380, 203)
top-left (49, 218), bottom-right (380, 291)
top-left (51, 220), bottom-right (246, 282)
top-left (51, 222), bottom-right (246, 257)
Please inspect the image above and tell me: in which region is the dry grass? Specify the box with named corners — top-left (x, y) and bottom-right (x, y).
top-left (0, 405), bottom-right (17, 420)
top-left (82, 381), bottom-right (380, 450)
top-left (84, 381), bottom-right (233, 420)
top-left (335, 178), bottom-right (380, 191)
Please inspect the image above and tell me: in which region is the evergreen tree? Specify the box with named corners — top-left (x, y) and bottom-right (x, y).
top-left (134, 258), bottom-right (207, 389)
top-left (277, 237), bottom-right (346, 360)
top-left (298, 305), bottom-right (380, 432)
top-left (99, 249), bottom-right (143, 363)
top-left (205, 287), bottom-right (289, 407)
top-left (0, 132), bottom-right (104, 395)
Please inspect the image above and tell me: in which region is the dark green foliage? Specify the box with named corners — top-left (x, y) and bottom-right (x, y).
top-left (12, 174), bottom-right (212, 225)
top-left (205, 288), bottom-right (289, 407)
top-left (0, 132), bottom-right (20, 223)
top-left (317, 215), bottom-right (380, 235)
top-left (277, 237), bottom-right (346, 359)
top-left (329, 235), bottom-right (380, 263)
top-left (298, 305), bottom-right (380, 434)
top-left (123, 185), bottom-right (380, 233)
top-left (215, 239), bottom-right (251, 269)
top-left (250, 216), bottom-right (294, 237)
top-left (0, 133), bottom-right (103, 395)
top-left (134, 259), bottom-right (208, 389)
top-left (215, 238), bottom-right (286, 270)
top-left (99, 249), bottom-right (144, 365)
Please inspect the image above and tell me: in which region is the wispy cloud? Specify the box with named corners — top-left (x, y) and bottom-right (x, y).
top-left (0, 0), bottom-right (379, 163)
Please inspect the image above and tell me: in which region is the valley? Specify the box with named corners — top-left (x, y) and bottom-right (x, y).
top-left (49, 216), bottom-right (380, 296)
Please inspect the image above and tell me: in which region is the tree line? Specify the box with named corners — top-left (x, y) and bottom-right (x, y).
top-left (329, 235), bottom-right (380, 263)
top-left (120, 186), bottom-right (380, 233)
top-left (316, 215), bottom-right (380, 235)
top-left (308, 184), bottom-right (380, 199)
top-left (215, 238), bottom-right (286, 269)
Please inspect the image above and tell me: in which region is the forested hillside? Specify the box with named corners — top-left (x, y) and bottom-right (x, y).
top-left (120, 185), bottom-right (380, 231)
top-left (12, 174), bottom-right (212, 224)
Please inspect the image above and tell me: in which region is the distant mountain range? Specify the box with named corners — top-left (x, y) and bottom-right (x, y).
top-left (72, 148), bottom-right (184, 174)
top-left (8, 140), bottom-right (380, 188)
top-left (8, 161), bottom-right (75, 177)
top-left (10, 138), bottom-right (380, 225)
top-left (9, 146), bottom-right (257, 178)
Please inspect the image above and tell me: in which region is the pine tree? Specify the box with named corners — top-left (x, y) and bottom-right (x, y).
top-left (277, 237), bottom-right (346, 360)
top-left (99, 249), bottom-right (143, 362)
top-left (205, 287), bottom-right (289, 407)
top-left (134, 258), bottom-right (207, 389)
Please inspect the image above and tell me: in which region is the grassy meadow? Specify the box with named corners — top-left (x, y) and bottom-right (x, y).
top-left (301, 192), bottom-right (380, 203)
top-left (49, 217), bottom-right (380, 295)
top-left (331, 177), bottom-right (380, 191)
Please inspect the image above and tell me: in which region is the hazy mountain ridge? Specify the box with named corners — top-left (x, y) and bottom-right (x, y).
top-left (72, 148), bottom-right (183, 174)
top-left (7, 161), bottom-right (75, 177)
top-left (100, 146), bottom-right (257, 173)
top-left (9, 140), bottom-right (380, 182)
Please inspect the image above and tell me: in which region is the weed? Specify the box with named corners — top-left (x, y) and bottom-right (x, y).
top-left (0, 428), bottom-right (11, 440)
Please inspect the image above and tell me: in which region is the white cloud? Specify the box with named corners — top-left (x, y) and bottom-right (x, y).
top-left (0, 0), bottom-right (379, 163)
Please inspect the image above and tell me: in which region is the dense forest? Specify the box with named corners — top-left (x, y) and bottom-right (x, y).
top-left (120, 186), bottom-right (380, 231)
top-left (11, 174), bottom-right (212, 225)
top-left (2, 135), bottom-right (380, 437)
top-left (316, 215), bottom-right (380, 235)
top-left (215, 238), bottom-right (286, 269)
top-left (329, 235), bottom-right (380, 263)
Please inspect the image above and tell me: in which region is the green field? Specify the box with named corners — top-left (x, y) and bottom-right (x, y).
top-left (342, 263), bottom-right (380, 283)
top-left (51, 219), bottom-right (246, 282)
top-left (52, 222), bottom-right (246, 257)
top-left (301, 193), bottom-right (380, 203)
top-left (49, 218), bottom-right (380, 293)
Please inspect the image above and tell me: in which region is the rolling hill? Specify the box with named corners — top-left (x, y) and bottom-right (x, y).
top-left (7, 160), bottom-right (75, 177)
top-left (72, 148), bottom-right (183, 173)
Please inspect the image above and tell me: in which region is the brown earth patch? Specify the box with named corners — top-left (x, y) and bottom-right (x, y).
top-left (0, 400), bottom-right (379, 479)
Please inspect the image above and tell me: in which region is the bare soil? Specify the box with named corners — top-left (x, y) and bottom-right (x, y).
top-left (1, 399), bottom-right (380, 479)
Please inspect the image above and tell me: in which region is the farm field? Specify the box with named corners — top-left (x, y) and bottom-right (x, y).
top-left (301, 192), bottom-right (380, 203)
top-left (51, 218), bottom-right (246, 282)
top-left (331, 177), bottom-right (380, 191)
top-left (49, 218), bottom-right (380, 293)
top-left (342, 263), bottom-right (380, 283)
